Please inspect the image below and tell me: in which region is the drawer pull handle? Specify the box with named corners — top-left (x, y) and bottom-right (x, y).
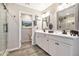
top-left (55, 42), bottom-right (59, 45)
top-left (47, 40), bottom-right (49, 41)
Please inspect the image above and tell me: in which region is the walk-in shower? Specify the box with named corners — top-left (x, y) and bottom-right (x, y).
top-left (0, 3), bottom-right (7, 56)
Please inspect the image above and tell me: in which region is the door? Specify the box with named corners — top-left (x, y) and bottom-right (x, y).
top-left (0, 8), bottom-right (7, 55)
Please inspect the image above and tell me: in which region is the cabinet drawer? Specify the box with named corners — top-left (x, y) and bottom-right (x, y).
top-left (49, 39), bottom-right (72, 56)
top-left (54, 40), bottom-right (72, 56)
top-left (49, 35), bottom-right (74, 45)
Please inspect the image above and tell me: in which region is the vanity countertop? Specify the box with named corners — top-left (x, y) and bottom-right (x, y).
top-left (35, 30), bottom-right (79, 39)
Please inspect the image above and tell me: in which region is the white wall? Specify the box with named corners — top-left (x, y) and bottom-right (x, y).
top-left (6, 3), bottom-right (41, 51)
top-left (21, 14), bottom-right (32, 20)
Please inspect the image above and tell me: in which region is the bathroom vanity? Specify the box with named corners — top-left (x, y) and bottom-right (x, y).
top-left (35, 30), bottom-right (79, 56)
top-left (34, 4), bottom-right (79, 56)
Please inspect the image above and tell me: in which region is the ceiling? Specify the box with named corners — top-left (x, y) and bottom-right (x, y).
top-left (17, 3), bottom-right (53, 11)
top-left (16, 3), bottom-right (76, 12)
top-left (58, 3), bottom-right (76, 11)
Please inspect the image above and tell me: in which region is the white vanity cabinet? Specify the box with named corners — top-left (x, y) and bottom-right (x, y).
top-left (55, 42), bottom-right (72, 56)
top-left (35, 33), bottom-right (43, 48)
top-left (35, 32), bottom-right (79, 56)
top-left (42, 35), bottom-right (49, 53)
top-left (35, 33), bottom-right (49, 53)
top-left (52, 40), bottom-right (72, 56)
top-left (48, 39), bottom-right (56, 55)
top-left (48, 35), bottom-right (73, 56)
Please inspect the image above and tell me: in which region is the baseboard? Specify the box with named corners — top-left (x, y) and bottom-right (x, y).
top-left (7, 47), bottom-right (20, 52)
top-left (3, 51), bottom-right (9, 56)
top-left (0, 50), bottom-right (9, 56)
top-left (7, 41), bottom-right (32, 52)
top-left (21, 40), bottom-right (31, 43)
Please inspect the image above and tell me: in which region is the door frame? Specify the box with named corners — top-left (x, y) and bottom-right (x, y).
top-left (19, 11), bottom-right (33, 48)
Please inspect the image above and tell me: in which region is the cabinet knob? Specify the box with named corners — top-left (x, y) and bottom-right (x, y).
top-left (47, 40), bottom-right (49, 41)
top-left (55, 42), bottom-right (59, 45)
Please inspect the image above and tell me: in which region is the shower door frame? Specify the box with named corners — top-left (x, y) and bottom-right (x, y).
top-left (0, 6), bottom-right (7, 56)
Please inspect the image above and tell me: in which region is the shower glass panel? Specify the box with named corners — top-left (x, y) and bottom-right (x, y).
top-left (0, 8), bottom-right (7, 56)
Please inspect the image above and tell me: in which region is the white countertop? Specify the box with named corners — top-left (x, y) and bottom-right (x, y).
top-left (35, 30), bottom-right (79, 39)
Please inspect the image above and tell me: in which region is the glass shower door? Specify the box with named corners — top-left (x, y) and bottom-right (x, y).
top-left (0, 8), bottom-right (7, 56)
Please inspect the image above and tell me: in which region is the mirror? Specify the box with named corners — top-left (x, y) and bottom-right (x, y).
top-left (42, 16), bottom-right (50, 30)
top-left (57, 3), bottom-right (76, 31)
top-left (57, 13), bottom-right (75, 30)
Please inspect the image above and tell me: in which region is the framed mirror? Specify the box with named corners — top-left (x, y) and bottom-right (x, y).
top-left (42, 16), bottom-right (50, 30)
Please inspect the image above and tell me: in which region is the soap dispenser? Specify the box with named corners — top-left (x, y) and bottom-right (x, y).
top-left (62, 30), bottom-right (67, 34)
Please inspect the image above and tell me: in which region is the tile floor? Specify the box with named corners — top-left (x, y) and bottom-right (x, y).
top-left (7, 41), bottom-right (49, 56)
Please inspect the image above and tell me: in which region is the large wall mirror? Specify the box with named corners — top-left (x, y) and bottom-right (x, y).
top-left (57, 5), bottom-right (75, 30)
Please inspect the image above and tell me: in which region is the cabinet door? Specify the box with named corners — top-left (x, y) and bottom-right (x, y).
top-left (42, 35), bottom-right (49, 53)
top-left (35, 33), bottom-right (49, 53)
top-left (49, 38), bottom-right (72, 56)
top-left (49, 39), bottom-right (56, 56)
top-left (35, 33), bottom-right (43, 47)
top-left (54, 41), bottom-right (72, 56)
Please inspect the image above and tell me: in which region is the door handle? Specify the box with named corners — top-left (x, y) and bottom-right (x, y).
top-left (3, 23), bottom-right (8, 32)
top-left (6, 23), bottom-right (8, 32)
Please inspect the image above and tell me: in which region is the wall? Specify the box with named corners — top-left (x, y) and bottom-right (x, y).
top-left (6, 3), bottom-right (41, 51)
top-left (21, 14), bottom-right (32, 20)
